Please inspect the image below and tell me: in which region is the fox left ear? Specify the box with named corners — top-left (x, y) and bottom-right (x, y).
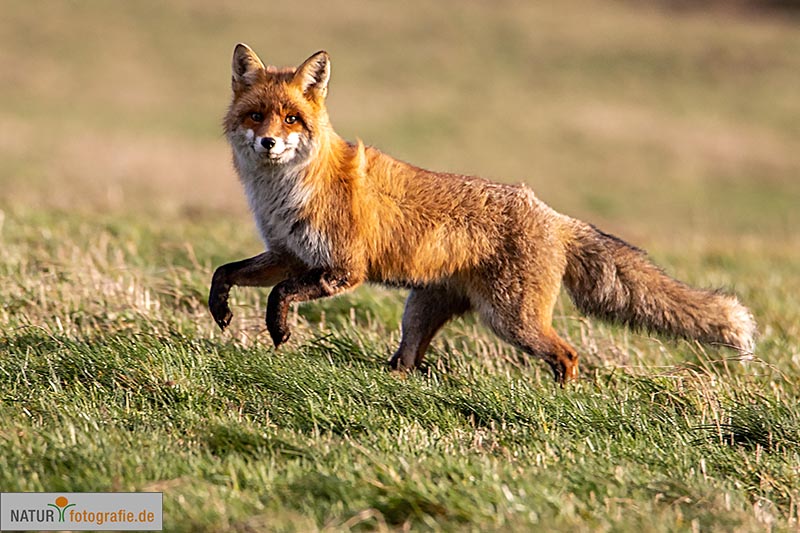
top-left (293, 51), bottom-right (330, 100)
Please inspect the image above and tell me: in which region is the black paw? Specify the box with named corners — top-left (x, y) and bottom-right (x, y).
top-left (267, 320), bottom-right (291, 348)
top-left (209, 285), bottom-right (233, 331)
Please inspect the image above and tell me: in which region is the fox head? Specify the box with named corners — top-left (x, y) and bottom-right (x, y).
top-left (224, 44), bottom-right (331, 166)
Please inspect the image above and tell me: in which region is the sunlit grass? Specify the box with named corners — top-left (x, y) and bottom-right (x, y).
top-left (1, 0), bottom-right (799, 530)
top-left (1, 209), bottom-right (798, 530)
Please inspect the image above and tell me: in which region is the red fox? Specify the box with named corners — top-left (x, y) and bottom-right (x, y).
top-left (209, 44), bottom-right (756, 383)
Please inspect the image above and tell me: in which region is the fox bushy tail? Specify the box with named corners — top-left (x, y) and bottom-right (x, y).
top-left (563, 223), bottom-right (756, 353)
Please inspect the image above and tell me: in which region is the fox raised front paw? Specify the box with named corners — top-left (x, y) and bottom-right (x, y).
top-left (208, 288), bottom-right (233, 331)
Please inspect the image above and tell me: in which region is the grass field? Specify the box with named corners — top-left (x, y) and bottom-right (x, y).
top-left (1, 1), bottom-right (799, 531)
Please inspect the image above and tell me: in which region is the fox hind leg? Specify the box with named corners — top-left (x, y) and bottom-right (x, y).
top-left (483, 310), bottom-right (579, 384)
top-left (389, 286), bottom-right (471, 370)
top-left (473, 270), bottom-right (579, 384)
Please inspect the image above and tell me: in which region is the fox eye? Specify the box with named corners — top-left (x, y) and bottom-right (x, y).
top-left (249, 112), bottom-right (264, 122)
top-left (285, 114), bottom-right (299, 125)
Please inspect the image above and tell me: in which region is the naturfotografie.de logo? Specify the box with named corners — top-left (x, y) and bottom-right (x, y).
top-left (0, 492), bottom-right (162, 531)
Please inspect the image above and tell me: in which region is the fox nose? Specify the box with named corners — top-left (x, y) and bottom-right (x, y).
top-left (261, 137), bottom-right (276, 150)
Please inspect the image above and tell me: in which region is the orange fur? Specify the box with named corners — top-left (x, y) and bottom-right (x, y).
top-left (209, 45), bottom-right (756, 384)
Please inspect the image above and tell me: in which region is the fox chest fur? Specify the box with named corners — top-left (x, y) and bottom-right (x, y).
top-left (233, 151), bottom-right (334, 268)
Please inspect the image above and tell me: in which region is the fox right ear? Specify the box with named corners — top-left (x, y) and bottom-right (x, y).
top-left (232, 43), bottom-right (265, 92)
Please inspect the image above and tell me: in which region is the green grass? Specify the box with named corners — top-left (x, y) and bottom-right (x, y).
top-left (1, 209), bottom-right (798, 531)
top-left (2, 320), bottom-right (799, 531)
top-left (2, 0), bottom-right (800, 531)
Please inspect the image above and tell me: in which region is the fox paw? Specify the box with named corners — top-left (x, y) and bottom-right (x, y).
top-left (209, 293), bottom-right (233, 331)
top-left (267, 321), bottom-right (291, 348)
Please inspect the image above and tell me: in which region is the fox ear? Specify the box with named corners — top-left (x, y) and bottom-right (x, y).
top-left (293, 51), bottom-right (330, 100)
top-left (232, 43), bottom-right (265, 92)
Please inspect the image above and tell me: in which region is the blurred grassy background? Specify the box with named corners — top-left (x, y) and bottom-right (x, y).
top-left (2, 1), bottom-right (800, 530)
top-left (2, 0), bottom-right (799, 241)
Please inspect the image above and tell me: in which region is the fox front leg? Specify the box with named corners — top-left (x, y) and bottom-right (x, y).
top-left (209, 250), bottom-right (304, 331)
top-left (266, 268), bottom-right (360, 348)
